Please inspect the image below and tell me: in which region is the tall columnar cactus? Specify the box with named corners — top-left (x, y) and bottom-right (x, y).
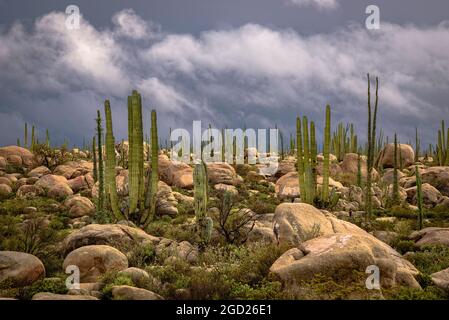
top-left (194, 162), bottom-right (212, 244)
top-left (31, 125), bottom-right (35, 150)
top-left (322, 105), bottom-right (331, 202)
top-left (104, 101), bottom-right (123, 221)
top-left (436, 120), bottom-right (449, 166)
top-left (365, 74), bottom-right (379, 220)
top-left (96, 110), bottom-right (104, 213)
top-left (24, 123), bottom-right (28, 149)
top-left (128, 91), bottom-right (144, 215)
top-left (296, 116), bottom-right (315, 204)
top-left (143, 110), bottom-right (159, 226)
top-left (357, 153), bottom-right (362, 187)
top-left (415, 165), bottom-right (424, 230)
top-left (120, 139), bottom-right (125, 168)
top-left (45, 129), bottom-right (50, 148)
top-left (290, 133), bottom-right (295, 155)
top-left (392, 133), bottom-right (400, 205)
top-left (415, 127), bottom-right (420, 163)
top-left (92, 136), bottom-right (98, 183)
top-left (296, 117), bottom-right (306, 202)
top-left (310, 121), bottom-right (317, 189)
top-left (279, 129), bottom-right (284, 160)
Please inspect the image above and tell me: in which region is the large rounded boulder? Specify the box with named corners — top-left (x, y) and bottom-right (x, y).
top-left (270, 233), bottom-right (420, 294)
top-left (0, 251), bottom-right (45, 287)
top-left (376, 143), bottom-right (415, 169)
top-left (62, 245), bottom-right (128, 283)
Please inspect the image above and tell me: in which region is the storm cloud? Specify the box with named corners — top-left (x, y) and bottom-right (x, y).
top-left (0, 8), bottom-right (448, 148)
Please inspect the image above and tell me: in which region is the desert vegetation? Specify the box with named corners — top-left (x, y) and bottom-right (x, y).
top-left (1, 74), bottom-right (449, 300)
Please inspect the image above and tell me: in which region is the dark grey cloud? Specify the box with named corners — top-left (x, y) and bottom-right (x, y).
top-left (0, 3), bottom-right (449, 149)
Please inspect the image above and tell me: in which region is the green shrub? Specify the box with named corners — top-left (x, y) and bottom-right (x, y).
top-left (18, 277), bottom-right (68, 300)
top-left (405, 245), bottom-right (449, 275)
top-left (393, 240), bottom-right (416, 254)
top-left (100, 272), bottom-right (135, 299)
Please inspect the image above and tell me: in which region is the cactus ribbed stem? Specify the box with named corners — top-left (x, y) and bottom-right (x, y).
top-left (310, 120), bottom-right (317, 201)
top-left (104, 100), bottom-right (123, 221)
top-left (194, 162), bottom-right (212, 244)
top-left (322, 105), bottom-right (331, 202)
top-left (365, 74), bottom-right (379, 221)
top-left (143, 110), bottom-right (159, 226)
top-left (96, 110), bottom-right (104, 213)
top-left (302, 116), bottom-right (313, 204)
top-left (128, 91), bottom-right (144, 215)
top-left (31, 125), bottom-right (35, 151)
top-left (392, 133), bottom-right (400, 205)
top-left (416, 165), bottom-right (424, 230)
top-left (296, 117), bottom-right (306, 203)
top-left (24, 123), bottom-right (28, 149)
top-left (92, 136), bottom-right (98, 183)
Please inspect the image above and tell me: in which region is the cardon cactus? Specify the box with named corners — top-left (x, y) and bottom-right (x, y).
top-left (128, 91), bottom-right (144, 215)
top-left (415, 165), bottom-right (424, 230)
top-left (322, 105), bottom-right (331, 202)
top-left (92, 136), bottom-right (98, 183)
top-left (96, 110), bottom-right (105, 214)
top-left (365, 74), bottom-right (379, 221)
top-left (143, 110), bottom-right (159, 226)
top-left (194, 162), bottom-right (212, 244)
top-left (104, 100), bottom-right (124, 221)
top-left (296, 117), bottom-right (306, 202)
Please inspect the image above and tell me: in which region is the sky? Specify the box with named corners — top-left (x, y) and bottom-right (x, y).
top-left (0, 0), bottom-right (449, 149)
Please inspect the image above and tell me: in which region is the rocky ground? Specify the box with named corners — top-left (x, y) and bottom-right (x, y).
top-left (1, 144), bottom-right (449, 300)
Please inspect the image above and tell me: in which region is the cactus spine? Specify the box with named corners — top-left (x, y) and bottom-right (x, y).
top-left (143, 110), bottom-right (159, 226)
top-left (104, 101), bottom-right (123, 221)
top-left (416, 165), bottom-right (424, 230)
top-left (322, 105), bottom-right (331, 202)
top-left (365, 74), bottom-right (379, 221)
top-left (194, 162), bottom-right (212, 244)
top-left (96, 110), bottom-right (104, 213)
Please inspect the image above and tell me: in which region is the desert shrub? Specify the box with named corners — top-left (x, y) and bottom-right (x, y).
top-left (385, 286), bottom-right (447, 300)
top-left (415, 273), bottom-right (434, 288)
top-left (404, 245), bottom-right (449, 275)
top-left (127, 242), bottom-right (156, 269)
top-left (212, 191), bottom-right (257, 245)
top-left (287, 272), bottom-right (382, 300)
top-left (393, 220), bottom-right (414, 237)
top-left (393, 240), bottom-right (416, 254)
top-left (0, 213), bottom-right (67, 276)
top-left (18, 277), bottom-right (68, 300)
top-left (0, 197), bottom-right (62, 216)
top-left (100, 271), bottom-right (135, 299)
top-left (145, 242), bottom-right (288, 300)
top-left (389, 205), bottom-right (417, 219)
top-left (146, 215), bottom-right (196, 243)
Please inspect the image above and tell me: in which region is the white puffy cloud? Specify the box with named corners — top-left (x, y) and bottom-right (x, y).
top-left (288, 0), bottom-right (339, 10)
top-left (0, 9), bottom-right (449, 147)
